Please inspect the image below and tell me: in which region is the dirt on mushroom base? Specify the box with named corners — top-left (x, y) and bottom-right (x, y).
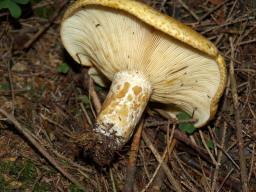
top-left (0, 0), bottom-right (256, 191)
top-left (73, 127), bottom-right (121, 166)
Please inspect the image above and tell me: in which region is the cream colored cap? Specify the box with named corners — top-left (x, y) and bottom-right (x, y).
top-left (60, 0), bottom-right (226, 127)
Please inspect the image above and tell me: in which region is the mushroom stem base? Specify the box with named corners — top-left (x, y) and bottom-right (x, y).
top-left (86, 71), bottom-right (152, 165)
top-left (80, 130), bottom-right (120, 166)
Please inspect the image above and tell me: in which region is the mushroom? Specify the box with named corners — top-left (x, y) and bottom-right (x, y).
top-left (60, 0), bottom-right (226, 165)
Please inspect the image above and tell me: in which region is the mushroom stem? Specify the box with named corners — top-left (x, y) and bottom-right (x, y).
top-left (89, 71), bottom-right (152, 165)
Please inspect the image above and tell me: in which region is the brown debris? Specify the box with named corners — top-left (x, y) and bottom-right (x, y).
top-left (0, 0), bottom-right (255, 191)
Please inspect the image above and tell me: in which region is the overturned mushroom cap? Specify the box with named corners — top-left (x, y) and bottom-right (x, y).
top-left (61, 0), bottom-right (226, 164)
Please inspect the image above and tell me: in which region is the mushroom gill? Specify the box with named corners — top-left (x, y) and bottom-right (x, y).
top-left (61, 2), bottom-right (226, 165)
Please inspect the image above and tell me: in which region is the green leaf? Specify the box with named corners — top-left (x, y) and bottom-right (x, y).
top-left (8, 1), bottom-right (21, 18)
top-left (57, 63), bottom-right (70, 74)
top-left (179, 123), bottom-right (196, 134)
top-left (177, 112), bottom-right (191, 121)
top-left (13, 0), bottom-right (30, 4)
top-left (207, 139), bottom-right (214, 150)
top-left (0, 0), bottom-right (7, 7)
top-left (0, 83), bottom-right (10, 90)
top-left (177, 112), bottom-right (196, 134)
top-left (0, 0), bottom-right (22, 18)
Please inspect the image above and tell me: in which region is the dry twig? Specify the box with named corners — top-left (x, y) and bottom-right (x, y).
top-left (142, 139), bottom-right (176, 192)
top-left (150, 125), bottom-right (212, 164)
top-left (199, 0), bottom-right (230, 22)
top-left (216, 168), bottom-right (235, 192)
top-left (211, 122), bottom-right (227, 191)
top-left (149, 124), bottom-right (177, 192)
top-left (229, 37), bottom-right (248, 192)
top-left (177, 0), bottom-right (199, 21)
top-left (199, 130), bottom-right (218, 166)
top-left (89, 77), bottom-right (102, 114)
top-left (173, 152), bottom-right (200, 191)
top-left (109, 168), bottom-right (118, 192)
top-left (123, 119), bottom-right (144, 192)
top-left (23, 0), bottom-right (69, 49)
top-left (142, 131), bottom-right (182, 192)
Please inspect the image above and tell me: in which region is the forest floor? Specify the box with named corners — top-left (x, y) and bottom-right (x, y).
top-left (0, 0), bottom-right (255, 191)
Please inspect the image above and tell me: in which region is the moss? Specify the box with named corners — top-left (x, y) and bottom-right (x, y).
top-left (33, 182), bottom-right (51, 192)
top-left (69, 184), bottom-right (84, 192)
top-left (0, 175), bottom-right (7, 191)
top-left (2, 159), bottom-right (37, 181)
top-left (0, 161), bottom-right (13, 173)
top-left (0, 159), bottom-right (38, 190)
top-left (19, 160), bottom-right (37, 181)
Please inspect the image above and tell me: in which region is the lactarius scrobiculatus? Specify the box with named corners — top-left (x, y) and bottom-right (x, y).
top-left (60, 0), bottom-right (226, 165)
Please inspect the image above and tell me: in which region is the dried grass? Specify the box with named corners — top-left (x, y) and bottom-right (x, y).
top-left (0, 0), bottom-right (255, 191)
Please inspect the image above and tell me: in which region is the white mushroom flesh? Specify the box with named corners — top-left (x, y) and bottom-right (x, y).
top-left (61, 7), bottom-right (221, 128)
top-left (94, 71), bottom-right (151, 145)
